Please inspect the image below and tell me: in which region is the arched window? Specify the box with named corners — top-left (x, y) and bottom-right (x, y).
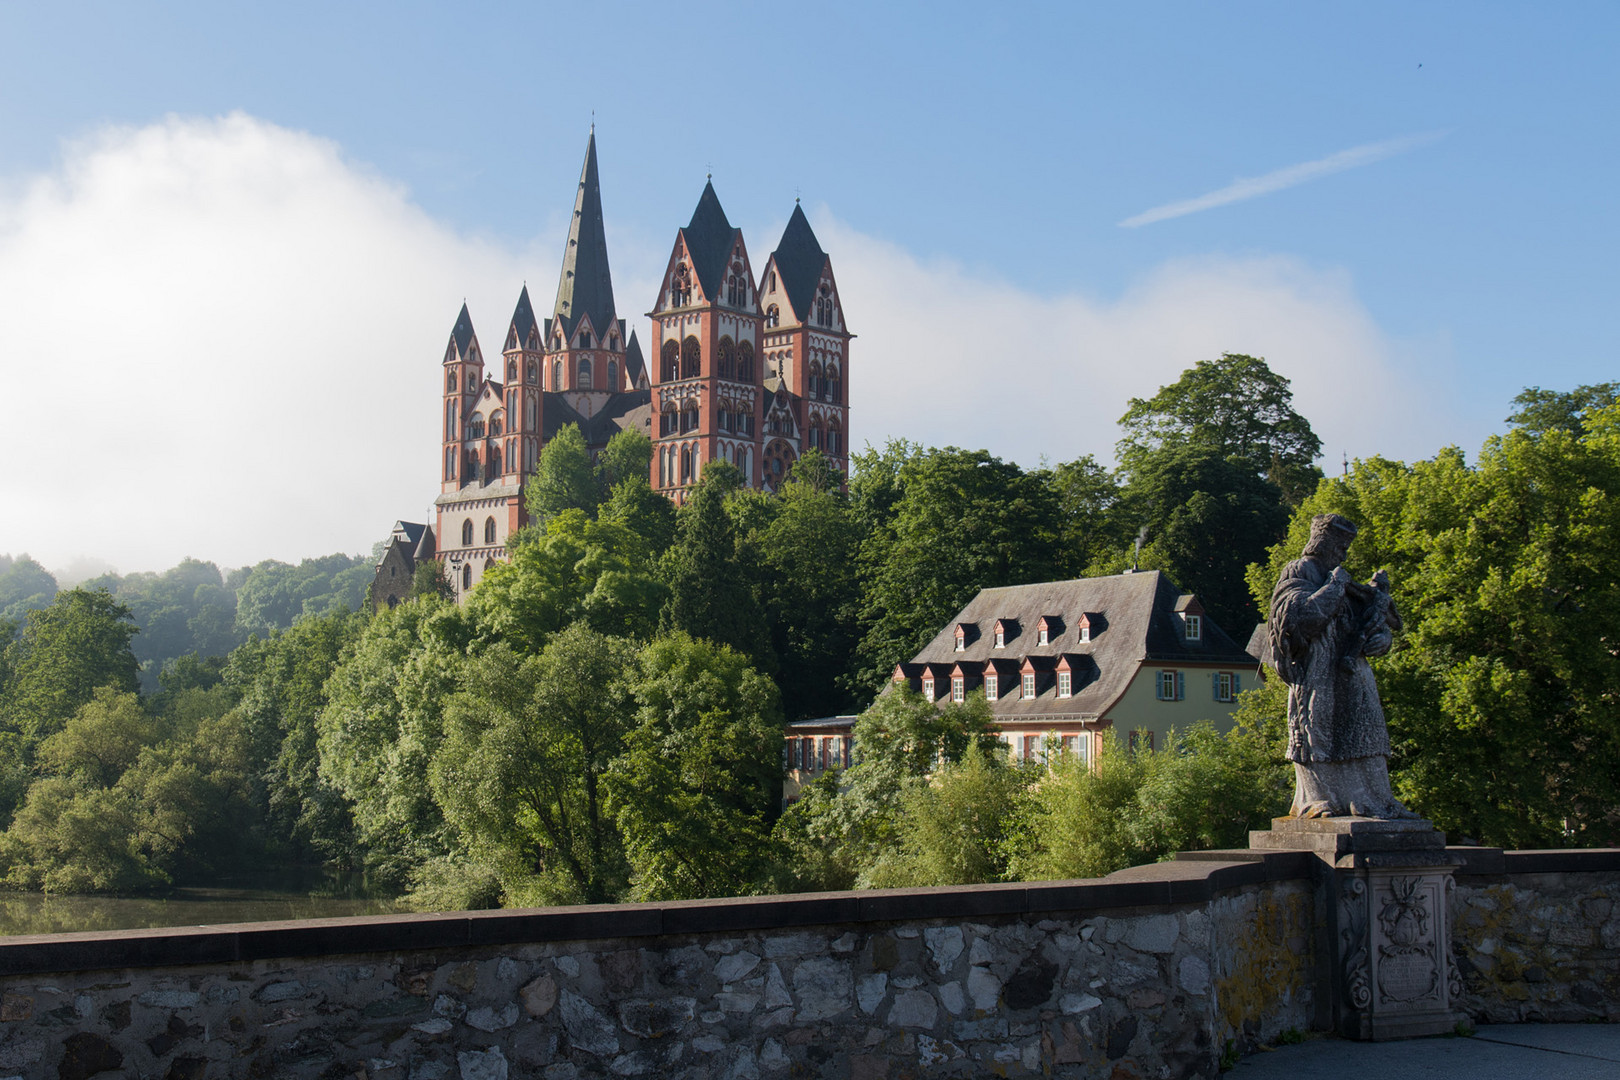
top-left (489, 410), bottom-right (504, 436)
top-left (661, 341), bottom-right (679, 382)
top-left (765, 304), bottom-right (780, 329)
top-left (660, 403), bottom-right (676, 437)
top-left (718, 337), bottom-right (736, 380)
top-left (671, 263), bottom-right (692, 307)
top-left (525, 398), bottom-right (536, 430)
top-left (552, 360), bottom-right (562, 389)
top-left (470, 413), bottom-right (485, 439)
top-left (462, 564), bottom-right (471, 590)
top-left (578, 357), bottom-right (592, 389)
top-left (829, 364), bottom-right (842, 404)
top-left (828, 420), bottom-right (842, 455)
top-left (484, 517), bottom-right (496, 544)
top-left (490, 444), bottom-right (502, 475)
top-left (680, 445), bottom-right (692, 483)
top-left (445, 446), bottom-right (456, 480)
top-left (737, 341), bottom-right (755, 382)
top-left (462, 519), bottom-right (474, 546)
top-left (526, 359), bottom-right (537, 384)
top-left (447, 371), bottom-right (458, 392)
top-left (445, 400), bottom-right (458, 440)
top-left (809, 363), bottom-right (824, 402)
top-left (816, 286), bottom-right (834, 327)
top-left (727, 273), bottom-right (746, 306)
top-left (507, 360), bottom-right (517, 382)
top-left (578, 330), bottom-right (593, 349)
top-left (681, 401), bottom-right (699, 433)
top-left (607, 359), bottom-right (618, 390)
top-left (681, 336), bottom-right (701, 379)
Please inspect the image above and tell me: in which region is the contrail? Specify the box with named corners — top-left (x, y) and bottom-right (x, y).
top-left (1119, 131), bottom-right (1447, 228)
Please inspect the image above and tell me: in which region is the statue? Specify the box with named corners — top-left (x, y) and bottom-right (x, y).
top-left (1268, 514), bottom-right (1417, 819)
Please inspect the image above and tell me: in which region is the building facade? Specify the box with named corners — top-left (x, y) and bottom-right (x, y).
top-left (782, 571), bottom-right (1260, 802)
top-left (372, 130), bottom-right (853, 603)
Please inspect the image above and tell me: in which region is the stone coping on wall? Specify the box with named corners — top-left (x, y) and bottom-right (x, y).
top-left (1, 846), bottom-right (1612, 978)
top-left (0, 853), bottom-right (1318, 978)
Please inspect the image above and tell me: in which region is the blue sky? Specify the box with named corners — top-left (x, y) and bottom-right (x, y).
top-left (2, 3), bottom-right (1617, 573)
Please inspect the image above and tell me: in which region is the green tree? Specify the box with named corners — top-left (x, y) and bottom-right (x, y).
top-left (0, 555), bottom-right (59, 626)
top-left (432, 625), bottom-right (639, 905)
top-left (1506, 381), bottom-right (1619, 436)
top-left (1117, 352), bottom-right (1323, 503)
top-left (600, 473), bottom-right (678, 555)
top-left (1, 588), bottom-right (140, 748)
top-left (411, 558), bottom-right (455, 602)
top-left (36, 687), bottom-right (159, 789)
top-left (1045, 455), bottom-right (1128, 578)
top-left (526, 423), bottom-right (600, 521)
top-left (853, 448), bottom-right (1061, 695)
top-left (661, 463), bottom-right (772, 668)
top-left (233, 553), bottom-right (372, 638)
top-left (606, 632), bottom-right (783, 900)
top-left (595, 427), bottom-right (654, 493)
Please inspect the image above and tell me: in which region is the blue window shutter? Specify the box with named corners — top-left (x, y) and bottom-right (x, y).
top-left (1212, 672), bottom-right (1219, 701)
top-left (1176, 671), bottom-right (1184, 700)
top-left (1234, 673), bottom-right (1241, 694)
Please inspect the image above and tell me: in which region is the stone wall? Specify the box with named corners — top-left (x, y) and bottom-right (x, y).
top-left (1451, 849), bottom-right (1620, 1024)
top-left (0, 858), bottom-right (1313, 1080)
top-left (0, 849), bottom-right (1613, 1080)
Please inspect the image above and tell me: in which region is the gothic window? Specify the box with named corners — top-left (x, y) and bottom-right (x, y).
top-left (671, 263), bottom-right (692, 307)
top-left (552, 360), bottom-right (562, 389)
top-left (680, 444), bottom-right (692, 483)
top-left (609, 334), bottom-right (618, 351)
top-left (527, 359), bottom-right (537, 384)
top-left (737, 341), bottom-right (755, 381)
top-left (525, 398), bottom-right (536, 430)
top-left (718, 337), bottom-right (736, 380)
top-left (661, 341), bottom-right (679, 381)
top-left (446, 400), bottom-right (458, 440)
top-left (767, 270), bottom-right (777, 293)
top-left (765, 304), bottom-right (780, 328)
top-left (489, 411), bottom-right (504, 436)
top-left (607, 359), bottom-right (618, 389)
top-left (579, 331), bottom-right (593, 348)
top-left (447, 371), bottom-right (458, 393)
top-left (490, 444), bottom-right (502, 475)
top-left (462, 564), bottom-right (471, 590)
top-left (660, 404), bottom-right (675, 437)
top-left (578, 357), bottom-right (592, 389)
top-left (508, 360), bottom-right (517, 382)
top-left (828, 420), bottom-right (842, 455)
top-left (726, 274), bottom-right (746, 306)
top-left (484, 517), bottom-right (496, 544)
top-left (830, 366), bottom-right (842, 403)
top-left (681, 402), bottom-right (698, 433)
top-left (681, 336), bottom-right (701, 379)
top-left (445, 447), bottom-right (456, 480)
top-left (816, 286), bottom-right (833, 327)
top-left (718, 408), bottom-right (731, 433)
top-left (809, 362), bottom-right (824, 401)
top-left (469, 413), bottom-right (485, 439)
top-left (462, 519), bottom-right (474, 546)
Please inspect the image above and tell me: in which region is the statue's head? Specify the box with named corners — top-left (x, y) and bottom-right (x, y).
top-left (1303, 513), bottom-right (1357, 564)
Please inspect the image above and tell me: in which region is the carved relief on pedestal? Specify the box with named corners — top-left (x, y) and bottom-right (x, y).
top-left (1340, 878), bottom-right (1371, 1010)
top-left (1375, 877), bottom-right (1440, 1005)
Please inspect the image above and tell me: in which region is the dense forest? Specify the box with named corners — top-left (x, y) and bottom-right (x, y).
top-left (0, 357), bottom-right (1614, 905)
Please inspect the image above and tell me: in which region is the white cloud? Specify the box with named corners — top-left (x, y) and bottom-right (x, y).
top-left (822, 218), bottom-right (1451, 472)
top-left (1119, 132), bottom-right (1446, 228)
top-left (0, 114), bottom-right (1452, 576)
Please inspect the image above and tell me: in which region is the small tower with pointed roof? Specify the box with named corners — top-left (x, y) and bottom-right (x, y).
top-left (501, 285), bottom-right (545, 482)
top-left (758, 203), bottom-right (854, 485)
top-left (440, 303), bottom-right (484, 495)
top-left (648, 180), bottom-right (765, 502)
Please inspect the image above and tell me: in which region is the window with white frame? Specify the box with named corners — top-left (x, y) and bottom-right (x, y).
top-left (1156, 670), bottom-right (1183, 701)
top-left (985, 674), bottom-right (999, 698)
top-left (922, 677), bottom-right (935, 699)
top-left (1038, 627), bottom-right (1049, 646)
top-left (1022, 734), bottom-right (1041, 762)
top-left (951, 676), bottom-right (964, 702)
top-left (1215, 671), bottom-right (1240, 702)
top-left (1080, 625), bottom-right (1090, 643)
top-left (1058, 671), bottom-right (1072, 698)
top-left (954, 629), bottom-right (965, 651)
top-left (1022, 673), bottom-right (1036, 699)
top-left (995, 629), bottom-right (1005, 648)
top-left (1184, 614), bottom-right (1202, 641)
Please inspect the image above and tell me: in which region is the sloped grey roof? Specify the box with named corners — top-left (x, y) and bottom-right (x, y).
top-left (449, 303), bottom-right (476, 357)
top-left (507, 286), bottom-right (538, 349)
top-left (906, 571), bottom-right (1255, 721)
top-left (391, 521), bottom-right (427, 546)
top-left (413, 527), bottom-right (437, 561)
top-left (552, 131), bottom-right (617, 339)
top-left (770, 204), bottom-right (827, 322)
top-left (624, 330), bottom-right (646, 387)
top-left (681, 181), bottom-right (740, 300)
top-left (540, 390), bottom-right (652, 447)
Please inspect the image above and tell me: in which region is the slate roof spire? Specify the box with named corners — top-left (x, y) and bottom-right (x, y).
top-left (449, 302), bottom-right (476, 357)
top-left (508, 285), bottom-right (538, 348)
top-left (771, 203), bottom-right (828, 322)
top-left (681, 180), bottom-right (741, 300)
top-left (552, 130), bottom-right (617, 338)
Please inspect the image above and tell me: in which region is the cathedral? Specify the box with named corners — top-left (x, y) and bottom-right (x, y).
top-left (370, 131), bottom-right (853, 607)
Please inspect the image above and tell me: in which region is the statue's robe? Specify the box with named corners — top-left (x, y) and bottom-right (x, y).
top-left (1268, 556), bottom-right (1397, 765)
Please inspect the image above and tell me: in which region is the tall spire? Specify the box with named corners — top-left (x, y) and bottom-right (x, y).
top-left (552, 130), bottom-right (617, 338)
top-left (681, 180), bottom-right (739, 299)
top-left (771, 204), bottom-right (828, 322)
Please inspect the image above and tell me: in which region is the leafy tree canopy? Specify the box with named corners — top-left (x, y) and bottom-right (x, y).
top-left (525, 423), bottom-right (599, 522)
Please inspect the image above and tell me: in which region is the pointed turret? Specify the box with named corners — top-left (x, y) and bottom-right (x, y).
top-left (449, 302), bottom-right (477, 359)
top-left (552, 131), bottom-right (617, 339)
top-left (771, 204), bottom-right (829, 323)
top-left (507, 286), bottom-right (539, 351)
top-left (681, 180), bottom-right (741, 299)
top-left (624, 329), bottom-right (646, 388)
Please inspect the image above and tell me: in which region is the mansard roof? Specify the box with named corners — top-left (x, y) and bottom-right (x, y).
top-left (508, 286), bottom-right (539, 349)
top-left (449, 303), bottom-right (476, 358)
top-left (906, 571), bottom-right (1255, 719)
top-left (681, 180), bottom-right (741, 300)
top-left (771, 203), bottom-right (828, 322)
top-left (552, 131), bottom-right (617, 339)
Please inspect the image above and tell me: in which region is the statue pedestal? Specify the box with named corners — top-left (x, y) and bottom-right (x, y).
top-left (1251, 817), bottom-right (1463, 1041)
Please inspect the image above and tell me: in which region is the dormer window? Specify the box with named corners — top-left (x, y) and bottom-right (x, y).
top-left (579, 332), bottom-right (593, 349)
top-left (1080, 624), bottom-right (1090, 644)
top-left (1058, 671), bottom-right (1072, 698)
top-left (984, 674), bottom-right (998, 698)
top-left (993, 619), bottom-right (1015, 648)
top-left (1021, 673), bottom-right (1036, 699)
top-left (954, 628), bottom-right (965, 651)
top-left (1038, 627), bottom-right (1048, 646)
top-left (1185, 614), bottom-right (1202, 641)
top-left (995, 629), bottom-right (1005, 648)
top-left (922, 676), bottom-right (935, 700)
top-left (951, 677), bottom-right (964, 702)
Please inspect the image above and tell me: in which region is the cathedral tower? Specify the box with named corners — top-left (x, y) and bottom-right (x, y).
top-left (758, 203), bottom-right (853, 485)
top-left (648, 181), bottom-right (764, 501)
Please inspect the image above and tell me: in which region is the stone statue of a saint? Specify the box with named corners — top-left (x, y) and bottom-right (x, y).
top-left (1268, 514), bottom-right (1416, 819)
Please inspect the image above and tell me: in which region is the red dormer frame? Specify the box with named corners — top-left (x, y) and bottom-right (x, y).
top-left (1036, 614), bottom-right (1063, 646)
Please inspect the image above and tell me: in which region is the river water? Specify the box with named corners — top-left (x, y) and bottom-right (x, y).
top-left (0, 875), bottom-right (407, 937)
